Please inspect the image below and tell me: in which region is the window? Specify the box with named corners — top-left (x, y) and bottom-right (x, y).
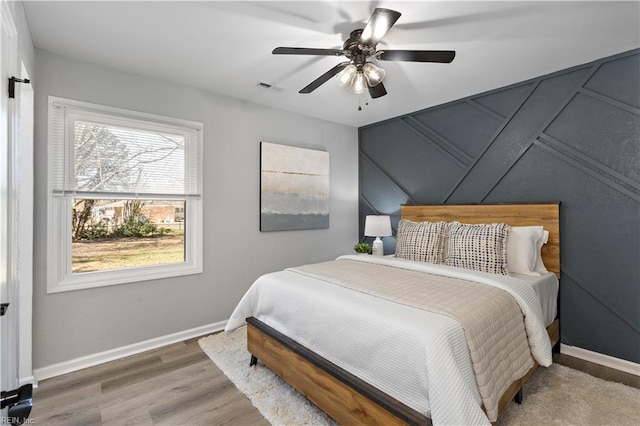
top-left (47, 97), bottom-right (203, 293)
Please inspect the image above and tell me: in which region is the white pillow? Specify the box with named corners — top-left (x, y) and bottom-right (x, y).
top-left (534, 229), bottom-right (550, 273)
top-left (507, 226), bottom-right (544, 276)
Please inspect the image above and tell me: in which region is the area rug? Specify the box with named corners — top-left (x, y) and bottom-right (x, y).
top-left (199, 327), bottom-right (640, 425)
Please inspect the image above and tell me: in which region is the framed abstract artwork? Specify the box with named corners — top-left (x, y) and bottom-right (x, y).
top-left (260, 142), bottom-right (330, 231)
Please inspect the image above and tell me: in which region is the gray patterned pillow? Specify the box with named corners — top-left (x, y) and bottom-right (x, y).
top-left (395, 220), bottom-right (449, 264)
top-left (445, 222), bottom-right (511, 275)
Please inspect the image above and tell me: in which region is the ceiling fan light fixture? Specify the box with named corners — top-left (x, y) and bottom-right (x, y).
top-left (273, 7), bottom-right (454, 98)
top-left (363, 62), bottom-right (386, 87)
top-left (336, 64), bottom-right (357, 89)
top-left (350, 72), bottom-right (367, 94)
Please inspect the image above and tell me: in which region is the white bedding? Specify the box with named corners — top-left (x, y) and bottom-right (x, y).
top-left (226, 255), bottom-right (555, 425)
top-left (513, 271), bottom-right (559, 327)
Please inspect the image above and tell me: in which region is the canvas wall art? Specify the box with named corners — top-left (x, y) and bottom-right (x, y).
top-left (260, 142), bottom-right (330, 231)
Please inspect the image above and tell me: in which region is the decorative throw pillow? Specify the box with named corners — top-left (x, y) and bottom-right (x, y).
top-left (395, 220), bottom-right (448, 264)
top-left (445, 222), bottom-right (511, 275)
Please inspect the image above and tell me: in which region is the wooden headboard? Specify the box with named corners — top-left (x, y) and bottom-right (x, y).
top-left (400, 203), bottom-right (560, 277)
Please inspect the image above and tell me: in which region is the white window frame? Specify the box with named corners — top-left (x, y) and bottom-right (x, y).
top-left (47, 97), bottom-right (203, 293)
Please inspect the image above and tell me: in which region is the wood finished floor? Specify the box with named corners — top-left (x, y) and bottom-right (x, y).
top-left (30, 334), bottom-right (639, 425)
top-left (30, 335), bottom-right (269, 426)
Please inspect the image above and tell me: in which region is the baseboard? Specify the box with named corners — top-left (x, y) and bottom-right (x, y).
top-left (19, 375), bottom-right (36, 387)
top-left (34, 320), bottom-right (227, 382)
top-left (561, 343), bottom-right (640, 377)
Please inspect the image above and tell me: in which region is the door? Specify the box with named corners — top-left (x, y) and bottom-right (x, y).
top-left (0, 2), bottom-right (17, 408)
top-left (1, 3), bottom-right (33, 423)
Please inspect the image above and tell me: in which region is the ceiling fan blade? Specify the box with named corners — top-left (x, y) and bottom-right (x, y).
top-left (377, 50), bottom-right (456, 63)
top-left (359, 8), bottom-right (401, 48)
top-left (368, 82), bottom-right (387, 99)
top-left (299, 62), bottom-right (350, 94)
top-left (273, 47), bottom-right (345, 56)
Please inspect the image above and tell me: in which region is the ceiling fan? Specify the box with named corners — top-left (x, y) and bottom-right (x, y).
top-left (272, 8), bottom-right (456, 99)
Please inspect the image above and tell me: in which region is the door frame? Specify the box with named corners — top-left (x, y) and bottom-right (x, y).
top-left (17, 61), bottom-right (34, 387)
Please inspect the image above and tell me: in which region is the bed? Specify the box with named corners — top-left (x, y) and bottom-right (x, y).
top-left (226, 203), bottom-right (560, 425)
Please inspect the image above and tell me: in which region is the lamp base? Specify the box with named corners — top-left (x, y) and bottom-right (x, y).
top-left (371, 237), bottom-right (384, 256)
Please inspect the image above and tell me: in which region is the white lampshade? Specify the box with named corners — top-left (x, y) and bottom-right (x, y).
top-left (364, 215), bottom-right (392, 237)
top-left (363, 62), bottom-right (386, 87)
top-left (350, 72), bottom-right (367, 94)
top-left (336, 64), bottom-right (357, 88)
top-left (336, 63), bottom-right (386, 94)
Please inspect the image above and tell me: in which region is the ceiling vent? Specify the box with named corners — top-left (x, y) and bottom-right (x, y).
top-left (258, 81), bottom-right (284, 91)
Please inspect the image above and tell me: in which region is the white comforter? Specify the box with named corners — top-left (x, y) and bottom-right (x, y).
top-left (226, 255), bottom-right (552, 425)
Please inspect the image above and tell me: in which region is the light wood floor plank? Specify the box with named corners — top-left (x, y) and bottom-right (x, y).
top-left (31, 336), bottom-right (266, 426)
top-left (98, 362), bottom-right (215, 422)
top-left (102, 407), bottom-right (153, 426)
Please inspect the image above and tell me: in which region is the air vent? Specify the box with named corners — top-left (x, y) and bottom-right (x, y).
top-left (257, 81), bottom-right (284, 92)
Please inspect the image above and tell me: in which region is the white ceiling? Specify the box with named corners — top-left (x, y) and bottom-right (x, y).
top-left (23, 1), bottom-right (640, 127)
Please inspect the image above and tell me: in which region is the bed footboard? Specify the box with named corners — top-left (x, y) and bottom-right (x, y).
top-left (246, 317), bottom-right (427, 426)
top-left (246, 317), bottom-right (560, 425)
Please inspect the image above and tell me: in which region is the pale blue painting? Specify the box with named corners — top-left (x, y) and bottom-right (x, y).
top-left (260, 142), bottom-right (330, 231)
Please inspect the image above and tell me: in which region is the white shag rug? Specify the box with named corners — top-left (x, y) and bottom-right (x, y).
top-left (199, 327), bottom-right (640, 425)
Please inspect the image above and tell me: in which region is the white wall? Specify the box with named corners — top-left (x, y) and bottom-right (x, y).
top-left (32, 50), bottom-right (359, 371)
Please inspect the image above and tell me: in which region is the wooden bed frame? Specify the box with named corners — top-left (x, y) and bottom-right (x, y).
top-left (247, 203), bottom-right (560, 425)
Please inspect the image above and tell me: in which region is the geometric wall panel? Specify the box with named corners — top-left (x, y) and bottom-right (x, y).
top-left (545, 93), bottom-right (640, 182)
top-left (359, 121), bottom-right (465, 203)
top-left (412, 102), bottom-right (503, 158)
top-left (359, 48), bottom-right (640, 363)
top-left (584, 54), bottom-right (640, 109)
top-left (359, 155), bottom-right (413, 216)
top-left (473, 83), bottom-right (535, 118)
top-left (447, 67), bottom-right (592, 204)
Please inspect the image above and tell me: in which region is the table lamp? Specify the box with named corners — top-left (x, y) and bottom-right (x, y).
top-left (364, 215), bottom-right (392, 256)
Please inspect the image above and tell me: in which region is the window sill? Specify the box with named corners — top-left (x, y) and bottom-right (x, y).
top-left (47, 261), bottom-right (202, 293)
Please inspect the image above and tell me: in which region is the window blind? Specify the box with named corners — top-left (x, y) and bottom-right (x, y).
top-left (49, 99), bottom-right (202, 199)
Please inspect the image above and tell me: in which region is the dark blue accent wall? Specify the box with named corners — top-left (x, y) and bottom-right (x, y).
top-left (358, 49), bottom-right (640, 364)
